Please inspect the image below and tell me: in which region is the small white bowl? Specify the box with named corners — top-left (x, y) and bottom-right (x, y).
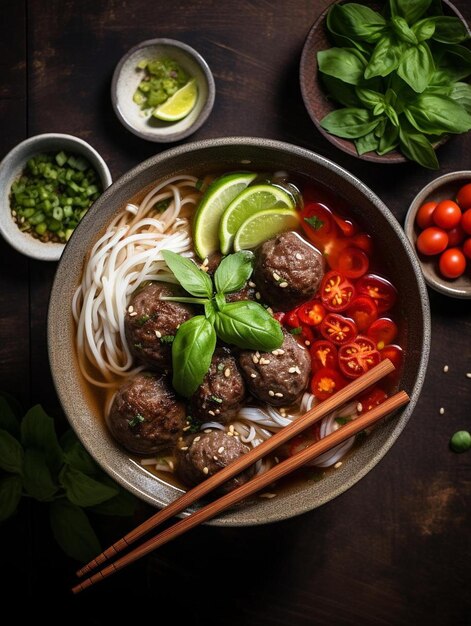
top-left (404, 171), bottom-right (471, 299)
top-left (0, 133), bottom-right (112, 262)
top-left (111, 38), bottom-right (215, 143)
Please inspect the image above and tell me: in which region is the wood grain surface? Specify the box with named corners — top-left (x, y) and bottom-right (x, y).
top-left (0, 1), bottom-right (470, 623)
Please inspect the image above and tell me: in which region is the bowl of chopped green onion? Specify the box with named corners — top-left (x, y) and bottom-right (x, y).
top-left (0, 133), bottom-right (112, 261)
top-left (111, 38), bottom-right (215, 142)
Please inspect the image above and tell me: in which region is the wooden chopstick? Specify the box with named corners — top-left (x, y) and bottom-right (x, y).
top-left (72, 388), bottom-right (409, 594)
top-left (77, 358), bottom-right (395, 579)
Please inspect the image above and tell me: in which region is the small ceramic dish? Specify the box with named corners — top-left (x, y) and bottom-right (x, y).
top-left (111, 38), bottom-right (215, 143)
top-left (0, 133), bottom-right (112, 262)
top-left (404, 171), bottom-right (471, 299)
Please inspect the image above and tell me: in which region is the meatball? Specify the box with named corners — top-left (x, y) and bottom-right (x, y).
top-left (175, 430), bottom-right (255, 493)
top-left (125, 282), bottom-right (193, 371)
top-left (239, 330), bottom-right (311, 406)
top-left (253, 231), bottom-right (324, 310)
top-left (108, 372), bottom-right (186, 455)
top-left (190, 348), bottom-right (246, 423)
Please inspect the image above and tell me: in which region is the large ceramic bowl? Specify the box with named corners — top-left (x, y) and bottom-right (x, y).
top-left (48, 138), bottom-right (430, 525)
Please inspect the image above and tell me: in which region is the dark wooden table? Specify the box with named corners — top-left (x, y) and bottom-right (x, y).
top-left (1, 1), bottom-right (470, 623)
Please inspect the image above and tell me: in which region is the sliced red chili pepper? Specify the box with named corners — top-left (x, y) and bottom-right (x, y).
top-left (300, 202), bottom-right (338, 249)
top-left (284, 308), bottom-right (300, 328)
top-left (356, 274), bottom-right (397, 313)
top-left (356, 386), bottom-right (388, 412)
top-left (346, 295), bottom-right (378, 332)
top-left (331, 212), bottom-right (358, 237)
top-left (298, 299), bottom-right (326, 326)
top-left (320, 313), bottom-right (357, 345)
top-left (300, 324), bottom-right (315, 347)
top-left (310, 367), bottom-right (347, 401)
top-left (320, 270), bottom-right (355, 312)
top-left (349, 232), bottom-right (373, 255)
top-left (338, 336), bottom-right (381, 379)
top-left (380, 344), bottom-right (403, 370)
top-left (273, 311), bottom-right (286, 323)
top-left (310, 340), bottom-right (337, 372)
top-left (367, 317), bottom-right (398, 348)
top-left (337, 246), bottom-right (370, 279)
top-left (288, 423), bottom-right (321, 456)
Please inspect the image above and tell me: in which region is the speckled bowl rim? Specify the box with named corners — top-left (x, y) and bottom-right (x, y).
top-left (111, 38), bottom-right (216, 143)
top-left (48, 137), bottom-right (430, 526)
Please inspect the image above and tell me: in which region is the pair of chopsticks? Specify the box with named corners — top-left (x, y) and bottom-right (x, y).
top-left (73, 358), bottom-right (408, 594)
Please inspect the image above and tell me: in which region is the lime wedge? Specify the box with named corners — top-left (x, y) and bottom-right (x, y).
top-left (153, 79), bottom-right (198, 121)
top-left (193, 172), bottom-right (257, 259)
top-left (233, 208), bottom-right (300, 251)
top-left (219, 184), bottom-right (295, 254)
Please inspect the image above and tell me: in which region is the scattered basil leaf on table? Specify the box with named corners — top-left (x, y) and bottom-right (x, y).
top-left (0, 393), bottom-right (21, 437)
top-left (21, 404), bottom-right (63, 473)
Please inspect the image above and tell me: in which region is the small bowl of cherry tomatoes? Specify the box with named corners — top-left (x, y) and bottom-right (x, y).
top-left (405, 171), bottom-right (471, 299)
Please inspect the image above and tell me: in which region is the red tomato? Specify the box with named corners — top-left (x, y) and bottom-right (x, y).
top-left (356, 386), bottom-right (388, 412)
top-left (446, 224), bottom-right (466, 247)
top-left (320, 271), bottom-right (355, 312)
top-left (310, 340), bottom-right (337, 372)
top-left (380, 345), bottom-right (404, 372)
top-left (338, 336), bottom-right (381, 379)
top-left (366, 317), bottom-right (398, 348)
top-left (346, 295), bottom-right (378, 332)
top-left (337, 246), bottom-right (369, 279)
top-left (297, 300), bottom-right (326, 326)
top-left (320, 313), bottom-right (357, 345)
top-left (310, 367), bottom-right (347, 401)
top-left (456, 183), bottom-right (471, 209)
top-left (349, 232), bottom-right (373, 255)
top-left (461, 209), bottom-right (471, 235)
top-left (416, 201), bottom-right (437, 229)
top-left (463, 238), bottom-right (471, 259)
top-left (433, 200), bottom-right (462, 230)
top-left (356, 274), bottom-right (397, 313)
top-left (416, 227), bottom-right (448, 256)
top-left (439, 247), bottom-right (466, 278)
top-left (284, 309), bottom-right (300, 328)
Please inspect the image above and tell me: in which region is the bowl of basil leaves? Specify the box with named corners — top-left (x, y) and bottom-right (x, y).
top-left (300, 0), bottom-right (471, 168)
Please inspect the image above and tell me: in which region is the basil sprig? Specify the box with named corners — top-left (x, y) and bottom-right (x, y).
top-left (317, 0), bottom-right (471, 168)
top-left (161, 250), bottom-right (283, 397)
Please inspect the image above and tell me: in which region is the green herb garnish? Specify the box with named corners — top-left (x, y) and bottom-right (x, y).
top-left (153, 199), bottom-right (171, 212)
top-left (135, 315), bottom-right (150, 327)
top-left (289, 327), bottom-right (303, 335)
top-left (304, 215), bottom-right (324, 230)
top-left (335, 417), bottom-right (352, 426)
top-left (127, 413), bottom-right (145, 428)
top-left (187, 415), bottom-right (202, 433)
top-left (210, 395), bottom-right (223, 404)
top-left (159, 334), bottom-right (175, 344)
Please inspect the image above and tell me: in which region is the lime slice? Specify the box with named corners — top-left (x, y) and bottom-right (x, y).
top-left (233, 208), bottom-right (300, 251)
top-left (193, 172), bottom-right (257, 259)
top-left (153, 79), bottom-right (198, 121)
top-left (219, 184), bottom-right (295, 254)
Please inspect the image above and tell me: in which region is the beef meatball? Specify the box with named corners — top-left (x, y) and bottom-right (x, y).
top-left (190, 348), bottom-right (246, 423)
top-left (175, 430), bottom-right (255, 493)
top-left (125, 282), bottom-right (193, 371)
top-left (108, 372), bottom-right (186, 455)
top-left (253, 231), bottom-right (325, 310)
top-left (239, 330), bottom-right (311, 406)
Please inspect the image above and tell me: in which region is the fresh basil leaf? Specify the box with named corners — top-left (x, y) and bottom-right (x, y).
top-left (21, 405), bottom-right (63, 474)
top-left (0, 394), bottom-right (21, 438)
top-left (214, 301), bottom-right (283, 351)
top-left (429, 16), bottom-right (470, 44)
top-left (399, 126), bottom-right (439, 169)
top-left (49, 500), bottom-right (101, 563)
top-left (355, 130), bottom-right (380, 155)
top-left (0, 475), bottom-right (22, 522)
top-left (63, 440), bottom-right (97, 477)
top-left (162, 250), bottom-right (213, 299)
top-left (374, 117), bottom-right (387, 138)
top-left (391, 16), bottom-right (418, 44)
top-left (405, 94), bottom-right (471, 134)
top-left (428, 0), bottom-right (443, 15)
top-left (389, 0), bottom-right (432, 24)
top-left (318, 48), bottom-right (367, 85)
top-left (412, 18), bottom-right (436, 42)
top-left (0, 429), bottom-right (23, 474)
top-left (59, 465), bottom-right (118, 507)
top-left (433, 44), bottom-right (471, 83)
top-left (384, 104), bottom-right (400, 127)
top-left (320, 107), bottom-right (380, 139)
top-left (327, 3), bottom-right (387, 44)
top-left (322, 75), bottom-right (361, 107)
top-left (450, 82), bottom-right (471, 114)
top-left (397, 43), bottom-right (434, 93)
top-left (214, 251), bottom-right (254, 294)
top-left (355, 87), bottom-right (384, 109)
top-left (364, 35), bottom-right (404, 79)
top-left (172, 316), bottom-right (216, 398)
top-left (23, 449), bottom-right (57, 501)
top-left (378, 122), bottom-right (400, 154)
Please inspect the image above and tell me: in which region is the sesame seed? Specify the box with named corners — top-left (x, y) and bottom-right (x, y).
top-left (288, 367), bottom-right (296, 373)
top-left (129, 311), bottom-right (138, 317)
top-left (218, 446), bottom-right (225, 454)
top-left (278, 349), bottom-right (285, 355)
top-left (466, 373), bottom-right (471, 379)
top-left (259, 492), bottom-right (277, 499)
top-left (295, 253), bottom-right (303, 260)
top-left (215, 409), bottom-right (220, 415)
top-left (256, 351), bottom-right (261, 358)
top-left (178, 436), bottom-right (183, 442)
top-left (305, 340), bottom-right (311, 346)
top-left (194, 436), bottom-right (201, 442)
top-left (204, 429), bottom-right (212, 433)
top-left (224, 368), bottom-right (231, 378)
top-left (273, 272), bottom-right (281, 281)
top-left (203, 467), bottom-right (209, 475)
top-left (268, 390), bottom-right (275, 397)
top-left (255, 292), bottom-right (261, 300)
top-left (250, 373), bottom-right (257, 378)
top-left (275, 392), bottom-right (284, 398)
top-left (180, 446), bottom-right (189, 451)
top-left (334, 461), bottom-right (342, 469)
top-left (202, 257), bottom-right (209, 266)
top-left (443, 365), bottom-right (449, 373)
top-left (280, 409), bottom-right (287, 416)
top-left (128, 305), bottom-right (134, 313)
top-left (252, 355), bottom-right (259, 364)
top-left (234, 431), bottom-right (239, 436)
top-left (279, 282), bottom-right (288, 288)
top-left (294, 366), bottom-right (301, 374)
top-left (439, 407), bottom-right (445, 415)
top-left (357, 402), bottom-right (363, 413)
top-left (227, 431), bottom-right (233, 436)
top-left (229, 424), bottom-right (235, 433)
top-left (272, 349), bottom-right (279, 356)
top-left (168, 460), bottom-right (174, 471)
top-left (249, 281), bottom-right (256, 288)
top-left (259, 358), bottom-right (270, 365)
top-left (266, 307), bottom-right (274, 316)
top-left (274, 456), bottom-right (280, 463)
top-left (183, 425), bottom-right (191, 431)
top-left (213, 455), bottom-right (219, 461)
top-left (155, 330), bottom-right (162, 338)
top-left (208, 410), bottom-right (215, 416)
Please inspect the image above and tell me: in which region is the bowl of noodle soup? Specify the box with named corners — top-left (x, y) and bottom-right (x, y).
top-left (48, 137), bottom-right (430, 525)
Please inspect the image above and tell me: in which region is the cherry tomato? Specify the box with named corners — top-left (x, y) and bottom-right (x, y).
top-left (284, 309), bottom-right (300, 328)
top-left (356, 274), bottom-right (397, 313)
top-left (346, 295), bottom-right (378, 332)
top-left (380, 345), bottom-right (404, 372)
top-left (356, 386), bottom-right (388, 412)
top-left (463, 238), bottom-right (471, 259)
top-left (320, 271), bottom-right (355, 312)
top-left (349, 232), bottom-right (373, 255)
top-left (297, 299), bottom-right (326, 327)
top-left (320, 313), bottom-right (357, 345)
top-left (415, 201), bottom-right (437, 229)
top-left (446, 224), bottom-right (465, 247)
top-left (416, 227), bottom-right (448, 256)
top-left (338, 336), bottom-right (381, 379)
top-left (461, 209), bottom-right (471, 235)
top-left (433, 200), bottom-right (462, 230)
top-left (439, 247), bottom-right (466, 278)
top-left (456, 183), bottom-right (471, 209)
top-left (310, 340), bottom-right (337, 372)
top-left (337, 246), bottom-right (369, 279)
top-left (366, 317), bottom-right (398, 348)
top-left (310, 367), bottom-right (347, 401)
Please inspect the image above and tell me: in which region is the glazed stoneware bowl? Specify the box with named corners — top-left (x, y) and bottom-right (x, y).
top-left (48, 137), bottom-right (430, 525)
